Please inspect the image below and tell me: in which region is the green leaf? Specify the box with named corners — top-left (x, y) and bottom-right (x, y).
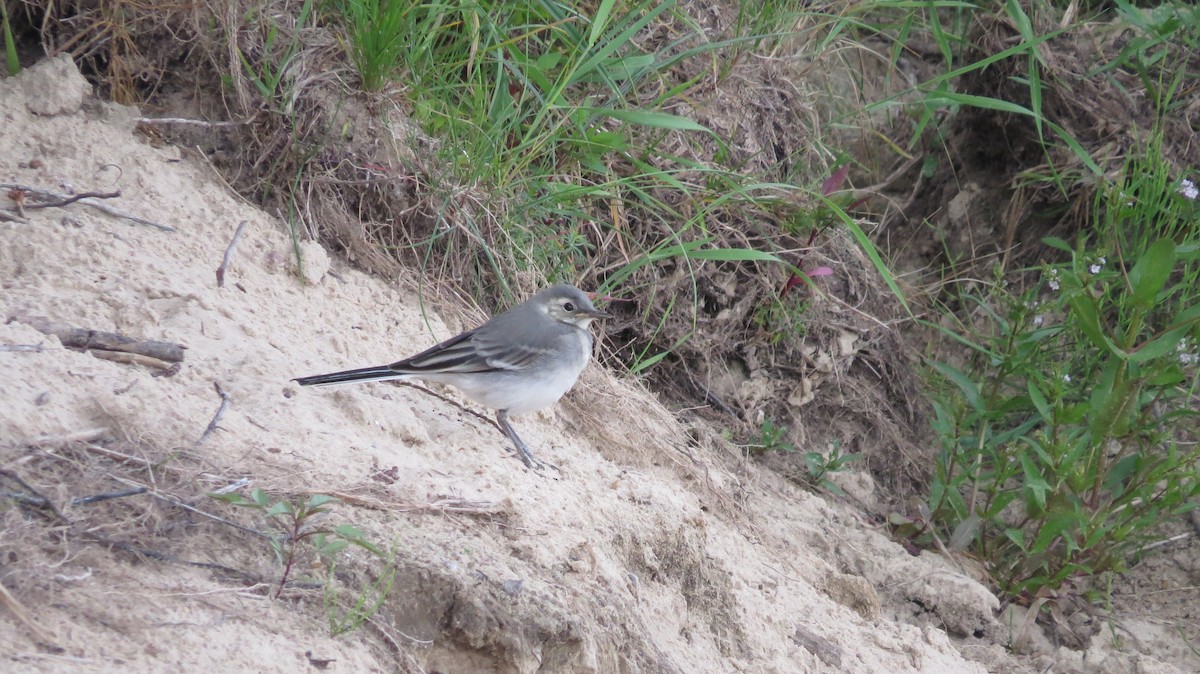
top-left (334, 524), bottom-right (368, 540)
top-left (1066, 293), bottom-right (1112, 352)
top-left (1128, 239), bottom-right (1176, 310)
top-left (1019, 453), bottom-right (1051, 511)
top-left (1027, 381), bottom-right (1052, 421)
top-left (268, 538), bottom-right (284, 563)
top-left (950, 514), bottom-right (981, 551)
top-left (1087, 357), bottom-right (1121, 438)
top-left (208, 492), bottom-right (255, 507)
top-left (1042, 236), bottom-right (1072, 252)
top-left (588, 0), bottom-right (618, 47)
top-left (317, 539), bottom-right (351, 556)
top-left (1031, 511), bottom-right (1082, 555)
top-left (349, 538), bottom-right (384, 556)
top-left (534, 51), bottom-right (562, 73)
top-left (930, 361), bottom-right (983, 413)
top-left (584, 130), bottom-right (629, 151)
top-left (251, 488), bottom-right (271, 508)
top-left (586, 107), bottom-right (711, 132)
top-left (685, 247), bottom-right (785, 262)
top-left (307, 494), bottom-right (339, 509)
top-left (1004, 528), bottom-right (1026, 552)
top-left (1, 1), bottom-right (18, 77)
top-left (1127, 324), bottom-right (1191, 363)
top-left (630, 350), bottom-right (668, 373)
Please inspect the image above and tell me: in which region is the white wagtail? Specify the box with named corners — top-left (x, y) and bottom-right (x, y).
top-left (294, 284), bottom-right (611, 470)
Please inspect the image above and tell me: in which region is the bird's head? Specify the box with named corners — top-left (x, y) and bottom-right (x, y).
top-left (537, 284), bottom-right (612, 328)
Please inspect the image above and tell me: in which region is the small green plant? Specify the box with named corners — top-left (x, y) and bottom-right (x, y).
top-left (748, 419), bottom-right (860, 492)
top-left (751, 417), bottom-right (795, 454)
top-left (323, 553), bottom-right (397, 637)
top-left (752, 294), bottom-right (811, 345)
top-left (209, 489), bottom-right (384, 601)
top-left (802, 439), bottom-right (861, 495)
top-left (924, 140), bottom-right (1200, 600)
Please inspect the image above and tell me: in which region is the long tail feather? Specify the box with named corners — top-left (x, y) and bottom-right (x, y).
top-left (293, 365), bottom-right (402, 387)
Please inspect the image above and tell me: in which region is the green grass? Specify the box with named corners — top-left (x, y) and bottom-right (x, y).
top-left (1, 0), bottom-right (19, 76)
top-left (325, 0), bottom-right (870, 338)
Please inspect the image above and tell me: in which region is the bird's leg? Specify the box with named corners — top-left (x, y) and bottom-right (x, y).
top-left (496, 410), bottom-right (558, 472)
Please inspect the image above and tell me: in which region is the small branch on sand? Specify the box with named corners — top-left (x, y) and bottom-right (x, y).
top-left (1, 183), bottom-right (176, 233)
top-left (16, 315), bottom-right (186, 363)
top-left (0, 487), bottom-right (148, 508)
top-left (29, 428), bottom-right (110, 447)
top-left (88, 349), bottom-right (180, 373)
top-left (136, 116), bottom-right (244, 128)
top-left (0, 580), bottom-right (57, 645)
top-left (197, 382), bottom-right (230, 445)
top-left (0, 343), bottom-right (44, 352)
top-left (216, 220), bottom-right (249, 287)
top-left (21, 190), bottom-right (121, 210)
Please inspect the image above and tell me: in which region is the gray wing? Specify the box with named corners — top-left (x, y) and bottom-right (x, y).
top-left (388, 317), bottom-right (556, 374)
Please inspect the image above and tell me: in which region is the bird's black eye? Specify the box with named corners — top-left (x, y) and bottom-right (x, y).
top-left (564, 301), bottom-right (576, 312)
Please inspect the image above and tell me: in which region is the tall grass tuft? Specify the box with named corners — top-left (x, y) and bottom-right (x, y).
top-left (340, 0), bottom-right (410, 92)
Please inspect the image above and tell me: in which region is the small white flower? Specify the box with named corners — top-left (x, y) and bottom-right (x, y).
top-left (1089, 264), bottom-right (1101, 274)
top-left (1180, 178), bottom-right (1198, 200)
top-left (1033, 315), bottom-right (1044, 327)
top-left (1048, 268), bottom-right (1058, 277)
top-left (1049, 279), bottom-right (1060, 291)
top-left (1180, 353), bottom-right (1197, 365)
top-left (1063, 374), bottom-right (1072, 383)
top-left (1098, 256), bottom-right (1106, 265)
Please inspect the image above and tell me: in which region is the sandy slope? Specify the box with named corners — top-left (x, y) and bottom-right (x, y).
top-left (0, 55), bottom-right (1184, 674)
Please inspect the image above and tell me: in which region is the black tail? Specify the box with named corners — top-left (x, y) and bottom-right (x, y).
top-left (293, 365), bottom-right (401, 387)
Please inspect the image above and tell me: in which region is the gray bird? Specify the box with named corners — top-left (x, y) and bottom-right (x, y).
top-left (294, 284), bottom-right (611, 470)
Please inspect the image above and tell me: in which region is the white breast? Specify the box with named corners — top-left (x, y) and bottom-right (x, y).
top-left (441, 327), bottom-right (593, 416)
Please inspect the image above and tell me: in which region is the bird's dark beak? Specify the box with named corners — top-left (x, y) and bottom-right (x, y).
top-left (584, 291), bottom-right (614, 319)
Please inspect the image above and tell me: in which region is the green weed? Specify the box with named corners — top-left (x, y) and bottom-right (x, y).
top-left (922, 137), bottom-right (1200, 599)
top-left (209, 488), bottom-right (392, 634)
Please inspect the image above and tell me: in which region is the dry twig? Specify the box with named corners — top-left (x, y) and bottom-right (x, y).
top-left (198, 383), bottom-right (230, 445)
top-left (0, 344), bottom-right (44, 352)
top-left (216, 220), bottom-right (249, 287)
top-left (75, 442), bottom-right (153, 466)
top-left (105, 474), bottom-right (270, 540)
top-left (324, 491), bottom-right (507, 516)
top-left (88, 349), bottom-right (179, 372)
top-left (136, 116), bottom-right (244, 128)
top-left (0, 487), bottom-right (147, 508)
top-left (16, 315), bottom-right (185, 363)
top-left (21, 190), bottom-right (121, 210)
top-left (0, 581), bottom-right (57, 645)
top-left (29, 428), bottom-right (110, 447)
top-left (0, 183), bottom-right (176, 232)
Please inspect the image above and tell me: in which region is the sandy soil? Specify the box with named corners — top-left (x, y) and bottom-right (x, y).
top-left (1, 55), bottom-right (1195, 674)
